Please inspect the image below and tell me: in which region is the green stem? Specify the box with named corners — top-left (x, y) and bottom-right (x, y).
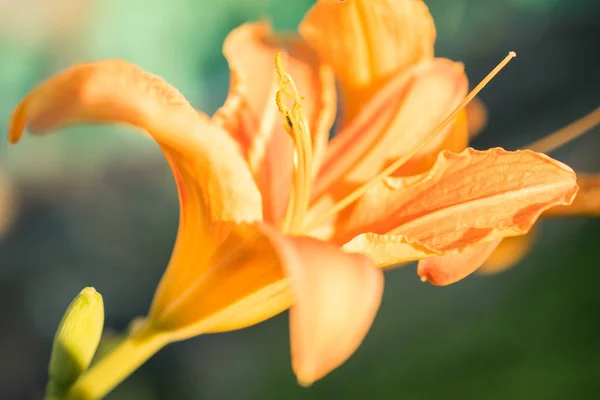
top-left (67, 330), bottom-right (169, 400)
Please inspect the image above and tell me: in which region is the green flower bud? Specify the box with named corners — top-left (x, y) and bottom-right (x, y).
top-left (46, 287), bottom-right (104, 398)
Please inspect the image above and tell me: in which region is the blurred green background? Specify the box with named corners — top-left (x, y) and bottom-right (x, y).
top-left (0, 0), bottom-right (599, 399)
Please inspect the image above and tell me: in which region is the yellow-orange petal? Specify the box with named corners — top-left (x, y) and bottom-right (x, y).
top-left (149, 224), bottom-right (290, 336)
top-left (477, 229), bottom-right (538, 275)
top-left (9, 61), bottom-right (264, 318)
top-left (398, 108), bottom-right (469, 177)
top-left (9, 60), bottom-right (262, 226)
top-left (417, 240), bottom-right (501, 285)
top-left (313, 59), bottom-right (467, 200)
top-left (216, 22), bottom-right (336, 224)
top-left (337, 148), bottom-right (577, 265)
top-left (300, 0), bottom-right (436, 118)
top-left (261, 226), bottom-right (383, 386)
top-left (543, 173), bottom-right (600, 216)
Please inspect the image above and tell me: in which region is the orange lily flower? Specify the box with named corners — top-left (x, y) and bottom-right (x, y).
top-left (10, 58), bottom-right (382, 392)
top-left (8, 1), bottom-right (580, 398)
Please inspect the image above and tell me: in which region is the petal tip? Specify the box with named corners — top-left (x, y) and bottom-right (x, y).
top-left (296, 376), bottom-right (314, 388)
top-left (417, 263), bottom-right (450, 287)
top-left (8, 102), bottom-right (27, 145)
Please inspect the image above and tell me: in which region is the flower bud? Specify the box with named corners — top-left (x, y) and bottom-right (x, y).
top-left (46, 287), bottom-right (104, 398)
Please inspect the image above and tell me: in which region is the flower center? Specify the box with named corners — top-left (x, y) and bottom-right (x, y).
top-left (275, 52), bottom-right (314, 234)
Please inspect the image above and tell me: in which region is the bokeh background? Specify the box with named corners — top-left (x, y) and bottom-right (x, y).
top-left (1, 0), bottom-right (599, 399)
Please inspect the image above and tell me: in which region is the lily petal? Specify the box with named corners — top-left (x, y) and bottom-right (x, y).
top-left (421, 226), bottom-right (539, 284)
top-left (300, 0), bottom-right (436, 117)
top-left (313, 59), bottom-right (468, 199)
top-left (216, 22), bottom-right (336, 224)
top-left (401, 107), bottom-right (469, 177)
top-left (262, 226), bottom-right (383, 386)
top-left (10, 60), bottom-right (261, 225)
top-left (150, 224), bottom-right (290, 335)
top-left (544, 173), bottom-right (600, 216)
top-left (339, 148), bottom-right (577, 266)
top-left (417, 240), bottom-right (501, 285)
top-left (9, 60), bottom-right (266, 325)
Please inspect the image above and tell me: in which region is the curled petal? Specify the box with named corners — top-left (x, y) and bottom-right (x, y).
top-left (417, 240), bottom-right (501, 285)
top-left (338, 148), bottom-right (577, 265)
top-left (300, 0), bottom-right (435, 117)
top-left (9, 60), bottom-right (195, 143)
top-left (314, 59), bottom-right (467, 199)
top-left (9, 60), bottom-right (262, 225)
top-left (217, 22), bottom-right (336, 224)
top-left (9, 60), bottom-right (265, 326)
top-left (543, 173), bottom-right (600, 216)
top-left (478, 230), bottom-right (538, 275)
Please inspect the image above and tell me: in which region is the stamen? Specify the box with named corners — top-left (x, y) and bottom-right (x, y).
top-left (278, 92), bottom-right (303, 232)
top-left (275, 53), bottom-right (314, 234)
top-left (523, 106), bottom-right (600, 153)
top-left (248, 80), bottom-right (280, 172)
top-left (304, 52), bottom-right (517, 232)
